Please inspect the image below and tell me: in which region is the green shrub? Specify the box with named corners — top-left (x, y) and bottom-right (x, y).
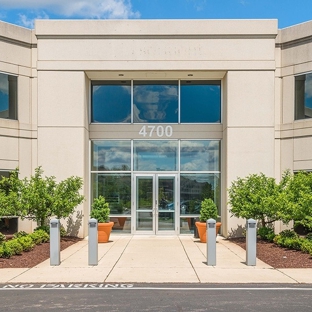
top-left (0, 232), bottom-right (6, 244)
top-left (17, 236), bottom-right (35, 251)
top-left (300, 240), bottom-right (312, 254)
top-left (29, 230), bottom-right (49, 244)
top-left (279, 230), bottom-right (298, 239)
top-left (60, 225), bottom-right (67, 237)
top-left (13, 231), bottom-right (28, 239)
top-left (199, 198), bottom-right (218, 222)
top-left (90, 196), bottom-right (110, 223)
top-left (306, 233), bottom-right (312, 241)
top-left (6, 239), bottom-right (23, 255)
top-left (284, 237), bottom-right (303, 250)
top-left (273, 234), bottom-right (281, 245)
top-left (0, 243), bottom-right (13, 258)
top-left (258, 227), bottom-right (276, 241)
top-left (34, 225), bottom-right (50, 235)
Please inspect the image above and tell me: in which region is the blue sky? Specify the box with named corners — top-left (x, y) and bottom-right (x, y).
top-left (0, 0), bottom-right (311, 29)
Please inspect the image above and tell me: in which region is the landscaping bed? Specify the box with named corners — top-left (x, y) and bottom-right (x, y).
top-left (230, 237), bottom-right (312, 268)
top-left (0, 236), bottom-right (81, 268)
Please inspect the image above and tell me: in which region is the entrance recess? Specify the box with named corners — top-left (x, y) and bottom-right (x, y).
top-left (134, 174), bottom-right (177, 234)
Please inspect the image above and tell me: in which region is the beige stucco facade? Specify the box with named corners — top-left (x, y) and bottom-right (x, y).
top-left (1, 19), bottom-right (312, 237)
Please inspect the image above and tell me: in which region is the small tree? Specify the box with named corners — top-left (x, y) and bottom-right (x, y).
top-left (19, 167), bottom-right (85, 227)
top-left (0, 169), bottom-right (23, 217)
top-left (228, 173), bottom-right (286, 227)
top-left (282, 171), bottom-right (312, 230)
top-left (52, 176), bottom-right (85, 220)
top-left (20, 167), bottom-right (56, 227)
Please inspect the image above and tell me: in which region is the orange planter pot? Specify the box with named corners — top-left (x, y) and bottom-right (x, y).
top-left (98, 222), bottom-right (114, 243)
top-left (195, 221), bottom-right (222, 243)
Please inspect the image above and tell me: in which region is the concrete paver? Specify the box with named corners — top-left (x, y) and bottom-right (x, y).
top-left (1, 234), bottom-right (312, 284)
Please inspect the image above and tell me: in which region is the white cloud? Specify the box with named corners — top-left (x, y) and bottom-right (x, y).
top-left (0, 0), bottom-right (140, 19)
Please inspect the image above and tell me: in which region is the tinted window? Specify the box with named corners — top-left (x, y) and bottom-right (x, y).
top-left (91, 173), bottom-right (131, 215)
top-left (180, 140), bottom-right (220, 171)
top-left (91, 140), bottom-right (131, 171)
top-left (295, 73), bottom-right (312, 120)
top-left (0, 73), bottom-right (17, 120)
top-left (180, 173), bottom-right (220, 216)
top-left (91, 81), bottom-right (131, 123)
top-left (133, 81), bottom-right (178, 123)
top-left (180, 80), bottom-right (221, 123)
top-left (133, 140), bottom-right (178, 171)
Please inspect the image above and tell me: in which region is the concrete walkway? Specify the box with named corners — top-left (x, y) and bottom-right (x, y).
top-left (1, 235), bottom-right (312, 284)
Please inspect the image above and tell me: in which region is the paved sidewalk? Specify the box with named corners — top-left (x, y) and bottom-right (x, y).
top-left (1, 235), bottom-right (312, 284)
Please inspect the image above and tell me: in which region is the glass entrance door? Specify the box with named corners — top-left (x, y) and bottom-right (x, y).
top-left (135, 174), bottom-right (177, 234)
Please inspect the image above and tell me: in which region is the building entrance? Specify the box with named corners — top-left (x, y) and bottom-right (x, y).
top-left (134, 174), bottom-right (177, 234)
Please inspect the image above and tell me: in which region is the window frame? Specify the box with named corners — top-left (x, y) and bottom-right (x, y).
top-left (90, 79), bottom-right (222, 125)
top-left (0, 72), bottom-right (18, 120)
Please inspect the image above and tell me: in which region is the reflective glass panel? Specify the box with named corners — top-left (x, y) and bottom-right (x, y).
top-left (180, 80), bottom-right (221, 123)
top-left (136, 176), bottom-right (153, 231)
top-left (158, 176), bottom-right (175, 231)
top-left (110, 217), bottom-right (131, 233)
top-left (91, 173), bottom-right (131, 215)
top-left (91, 81), bottom-right (131, 123)
top-left (91, 140), bottom-right (131, 171)
top-left (180, 173), bottom-right (220, 216)
top-left (295, 73), bottom-right (312, 120)
top-left (134, 140), bottom-right (178, 171)
top-left (180, 217), bottom-right (196, 234)
top-left (0, 73), bottom-right (17, 120)
top-left (133, 81), bottom-right (178, 123)
top-left (180, 140), bottom-right (220, 171)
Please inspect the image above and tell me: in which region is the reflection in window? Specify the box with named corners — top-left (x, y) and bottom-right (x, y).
top-left (180, 140), bottom-right (220, 171)
top-left (0, 73), bottom-right (17, 120)
top-left (91, 173), bottom-right (131, 215)
top-left (295, 73), bottom-right (312, 120)
top-left (133, 140), bottom-right (178, 171)
top-left (180, 174), bottom-right (220, 216)
top-left (91, 81), bottom-right (131, 123)
top-left (180, 80), bottom-right (221, 123)
top-left (91, 140), bottom-right (131, 171)
top-left (133, 81), bottom-right (178, 123)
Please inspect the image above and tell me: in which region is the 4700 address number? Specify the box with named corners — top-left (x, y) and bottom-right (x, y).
top-left (139, 125), bottom-right (173, 138)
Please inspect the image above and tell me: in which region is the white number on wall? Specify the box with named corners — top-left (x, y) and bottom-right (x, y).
top-left (139, 125), bottom-right (173, 138)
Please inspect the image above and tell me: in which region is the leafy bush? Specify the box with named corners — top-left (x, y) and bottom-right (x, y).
top-left (90, 196), bottom-right (110, 223)
top-left (17, 236), bottom-right (35, 251)
top-left (0, 232), bottom-right (6, 244)
top-left (29, 230), bottom-right (49, 244)
top-left (13, 231), bottom-right (28, 239)
top-left (258, 227), bottom-right (276, 241)
top-left (199, 198), bottom-right (218, 222)
top-left (34, 225), bottom-right (50, 235)
top-left (306, 233), bottom-right (312, 241)
top-left (284, 237), bottom-right (303, 250)
top-left (6, 239), bottom-right (23, 255)
top-left (279, 229), bottom-right (298, 239)
top-left (60, 225), bottom-right (67, 237)
top-left (300, 240), bottom-right (312, 254)
top-left (0, 243), bottom-right (13, 258)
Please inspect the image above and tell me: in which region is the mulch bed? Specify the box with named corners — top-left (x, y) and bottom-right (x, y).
top-left (229, 237), bottom-right (312, 268)
top-left (0, 237), bottom-right (82, 268)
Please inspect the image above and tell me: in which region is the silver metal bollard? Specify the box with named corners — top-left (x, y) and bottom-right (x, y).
top-left (50, 219), bottom-right (60, 266)
top-left (88, 218), bottom-right (98, 266)
top-left (207, 219), bottom-right (216, 266)
top-left (246, 218), bottom-right (257, 266)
